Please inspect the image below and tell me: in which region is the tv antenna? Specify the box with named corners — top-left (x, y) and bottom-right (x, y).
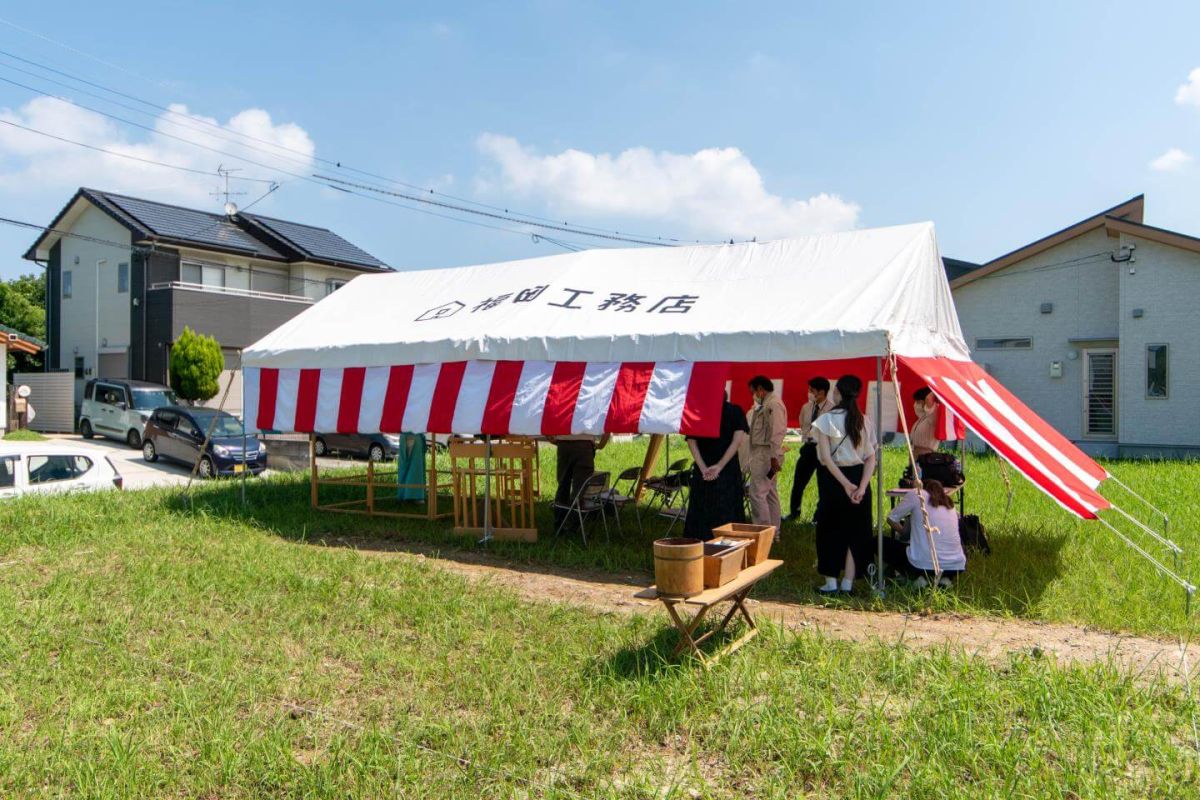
top-left (212, 164), bottom-right (247, 216)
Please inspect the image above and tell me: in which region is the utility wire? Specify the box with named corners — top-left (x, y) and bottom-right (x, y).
top-left (0, 16), bottom-right (166, 88)
top-left (0, 73), bottom-right (674, 248)
top-left (0, 48), bottom-right (714, 244)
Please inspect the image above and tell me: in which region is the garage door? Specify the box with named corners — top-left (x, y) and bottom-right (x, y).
top-left (98, 351), bottom-right (128, 380)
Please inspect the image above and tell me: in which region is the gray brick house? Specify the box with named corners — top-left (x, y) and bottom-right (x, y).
top-left (952, 195), bottom-right (1199, 457)
top-left (23, 188), bottom-right (390, 411)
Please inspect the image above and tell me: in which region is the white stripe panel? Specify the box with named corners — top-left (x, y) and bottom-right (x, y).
top-left (242, 367), bottom-right (260, 433)
top-left (572, 362), bottom-right (621, 434)
top-left (357, 366), bottom-right (390, 433)
top-left (639, 362), bottom-right (694, 433)
top-left (273, 368), bottom-right (301, 433)
top-left (968, 378), bottom-right (1103, 490)
top-left (402, 363), bottom-right (441, 433)
top-left (313, 369), bottom-right (344, 433)
top-left (508, 361), bottom-right (555, 435)
top-left (939, 378), bottom-right (1098, 514)
top-left (452, 360), bottom-right (497, 434)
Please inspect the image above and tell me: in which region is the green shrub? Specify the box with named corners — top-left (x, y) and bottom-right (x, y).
top-left (169, 326), bottom-right (224, 403)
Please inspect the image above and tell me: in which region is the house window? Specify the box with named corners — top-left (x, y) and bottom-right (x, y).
top-left (74, 356), bottom-right (85, 379)
top-left (325, 278), bottom-right (348, 295)
top-left (63, 270), bottom-right (73, 299)
top-left (976, 337), bottom-right (1032, 350)
top-left (117, 262), bottom-right (129, 293)
top-left (181, 261), bottom-right (226, 288)
top-left (1146, 344), bottom-right (1168, 399)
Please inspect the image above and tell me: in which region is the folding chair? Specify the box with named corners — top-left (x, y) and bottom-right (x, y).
top-left (553, 471), bottom-right (611, 546)
top-left (600, 466), bottom-right (644, 535)
top-left (644, 459), bottom-right (688, 515)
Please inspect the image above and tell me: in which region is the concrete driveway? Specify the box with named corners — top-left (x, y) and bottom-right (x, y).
top-left (45, 434), bottom-right (194, 489)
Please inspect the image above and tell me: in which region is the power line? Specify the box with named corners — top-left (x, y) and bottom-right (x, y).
top-left (0, 47), bottom-right (716, 245)
top-left (0, 117), bottom-right (278, 183)
top-left (0, 16), bottom-right (166, 88)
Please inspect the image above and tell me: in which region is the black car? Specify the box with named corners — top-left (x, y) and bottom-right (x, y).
top-left (313, 432), bottom-right (402, 462)
top-left (142, 406), bottom-right (267, 478)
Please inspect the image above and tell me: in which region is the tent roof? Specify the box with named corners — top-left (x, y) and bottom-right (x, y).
top-left (243, 222), bottom-right (968, 369)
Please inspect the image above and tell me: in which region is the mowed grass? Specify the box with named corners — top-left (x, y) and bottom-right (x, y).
top-left (1, 486), bottom-right (1199, 798)
top-left (2, 429), bottom-right (47, 441)
top-left (192, 438), bottom-right (1198, 638)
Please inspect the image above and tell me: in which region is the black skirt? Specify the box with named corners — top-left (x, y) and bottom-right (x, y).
top-left (684, 463), bottom-right (745, 540)
top-left (815, 463), bottom-right (874, 577)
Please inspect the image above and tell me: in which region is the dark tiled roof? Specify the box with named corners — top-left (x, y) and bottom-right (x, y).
top-left (97, 191), bottom-right (287, 259)
top-left (943, 257), bottom-right (979, 282)
top-left (24, 188), bottom-right (390, 272)
top-left (241, 214), bottom-right (388, 269)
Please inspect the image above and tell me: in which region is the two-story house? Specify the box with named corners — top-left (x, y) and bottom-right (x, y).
top-left (952, 195), bottom-right (1200, 458)
top-left (23, 188), bottom-right (390, 411)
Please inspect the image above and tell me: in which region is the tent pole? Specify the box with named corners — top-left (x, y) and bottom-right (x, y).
top-left (479, 434), bottom-right (494, 544)
top-left (875, 356), bottom-right (885, 595)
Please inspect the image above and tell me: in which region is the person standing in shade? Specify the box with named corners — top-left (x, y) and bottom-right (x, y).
top-left (551, 433), bottom-right (609, 530)
top-left (684, 395), bottom-right (749, 541)
top-left (745, 376), bottom-right (788, 536)
top-left (787, 377), bottom-right (834, 524)
top-left (812, 375), bottom-right (877, 595)
top-left (909, 387), bottom-right (941, 458)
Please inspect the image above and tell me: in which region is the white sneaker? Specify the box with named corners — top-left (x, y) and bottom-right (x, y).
top-left (937, 576), bottom-right (953, 589)
top-left (914, 576), bottom-right (929, 589)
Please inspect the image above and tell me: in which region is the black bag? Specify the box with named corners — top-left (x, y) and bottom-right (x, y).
top-left (917, 452), bottom-right (964, 488)
top-left (958, 514), bottom-right (991, 555)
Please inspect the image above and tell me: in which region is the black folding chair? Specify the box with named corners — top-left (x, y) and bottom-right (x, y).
top-left (658, 481), bottom-right (690, 535)
top-left (600, 465), bottom-right (643, 535)
top-left (644, 459), bottom-right (688, 515)
top-left (553, 471), bottom-right (611, 546)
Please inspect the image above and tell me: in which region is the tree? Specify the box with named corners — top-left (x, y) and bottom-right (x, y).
top-left (0, 272), bottom-right (46, 373)
top-left (169, 327), bottom-right (224, 404)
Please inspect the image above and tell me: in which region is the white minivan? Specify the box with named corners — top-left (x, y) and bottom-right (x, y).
top-left (79, 379), bottom-right (177, 448)
top-left (0, 442), bottom-right (124, 499)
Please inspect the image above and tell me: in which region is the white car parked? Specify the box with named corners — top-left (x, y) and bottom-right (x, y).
top-left (79, 379), bottom-right (178, 448)
top-left (0, 441), bottom-right (124, 498)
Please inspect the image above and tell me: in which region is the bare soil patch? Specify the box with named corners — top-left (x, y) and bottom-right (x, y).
top-left (321, 536), bottom-right (1200, 684)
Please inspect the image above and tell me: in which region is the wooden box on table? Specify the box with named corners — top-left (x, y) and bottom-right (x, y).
top-left (702, 539), bottom-right (751, 588)
top-left (712, 523), bottom-right (774, 566)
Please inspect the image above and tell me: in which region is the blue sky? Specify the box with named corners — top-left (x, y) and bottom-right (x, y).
top-left (1, 1), bottom-right (1199, 279)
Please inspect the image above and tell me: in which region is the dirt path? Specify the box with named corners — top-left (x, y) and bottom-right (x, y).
top-left (324, 536), bottom-right (1200, 684)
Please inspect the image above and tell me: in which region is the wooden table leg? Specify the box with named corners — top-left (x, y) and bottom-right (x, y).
top-left (663, 601), bottom-right (711, 658)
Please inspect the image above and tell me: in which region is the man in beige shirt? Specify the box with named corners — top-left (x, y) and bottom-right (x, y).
top-left (745, 376), bottom-right (787, 534)
top-left (788, 377), bottom-right (835, 523)
top-left (909, 387), bottom-right (941, 457)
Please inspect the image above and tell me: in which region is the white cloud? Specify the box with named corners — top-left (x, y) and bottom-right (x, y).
top-left (1175, 67), bottom-right (1200, 107)
top-left (0, 96), bottom-right (314, 206)
top-left (1149, 147), bottom-right (1193, 172)
top-left (475, 134), bottom-right (860, 240)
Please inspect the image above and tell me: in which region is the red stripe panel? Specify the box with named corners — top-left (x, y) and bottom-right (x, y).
top-left (380, 364), bottom-right (414, 432)
top-left (605, 362), bottom-right (655, 432)
top-left (337, 367), bottom-right (366, 433)
top-left (481, 360), bottom-right (524, 434)
top-left (294, 369), bottom-right (321, 432)
top-left (681, 362), bottom-right (730, 437)
top-left (256, 368), bottom-right (279, 431)
top-left (541, 361), bottom-right (587, 435)
top-left (427, 362), bottom-right (467, 433)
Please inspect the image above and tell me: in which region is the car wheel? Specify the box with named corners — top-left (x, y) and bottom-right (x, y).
top-left (80, 419), bottom-right (94, 439)
top-left (198, 456), bottom-right (215, 479)
top-left (314, 437), bottom-right (327, 457)
top-left (126, 428), bottom-right (142, 449)
top-left (142, 439), bottom-right (158, 462)
top-left (368, 444), bottom-right (386, 462)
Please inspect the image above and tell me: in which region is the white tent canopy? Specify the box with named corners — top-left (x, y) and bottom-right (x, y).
top-left (243, 222), bottom-right (968, 370)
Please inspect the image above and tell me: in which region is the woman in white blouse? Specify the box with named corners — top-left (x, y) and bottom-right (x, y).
top-left (812, 375), bottom-right (877, 595)
top-left (885, 479), bottom-right (967, 587)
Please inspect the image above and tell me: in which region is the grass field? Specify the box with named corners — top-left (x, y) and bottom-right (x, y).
top-left (2, 429), bottom-right (47, 441)
top-left (188, 438), bottom-right (1200, 638)
top-left (2, 483), bottom-right (1199, 798)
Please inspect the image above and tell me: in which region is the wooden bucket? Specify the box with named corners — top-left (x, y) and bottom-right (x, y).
top-left (653, 537), bottom-right (704, 598)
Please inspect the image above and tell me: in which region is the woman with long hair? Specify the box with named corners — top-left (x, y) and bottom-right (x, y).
top-left (683, 393), bottom-right (749, 540)
top-left (884, 478), bottom-right (967, 588)
top-left (812, 375), bottom-right (877, 594)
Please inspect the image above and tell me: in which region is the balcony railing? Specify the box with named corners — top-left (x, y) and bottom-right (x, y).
top-left (148, 281), bottom-right (316, 304)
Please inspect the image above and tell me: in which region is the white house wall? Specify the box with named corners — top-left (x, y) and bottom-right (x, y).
top-left (952, 227), bottom-right (1119, 450)
top-left (1116, 234), bottom-right (1200, 452)
top-left (57, 205), bottom-right (133, 402)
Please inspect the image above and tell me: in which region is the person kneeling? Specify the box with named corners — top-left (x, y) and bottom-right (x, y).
top-left (883, 479), bottom-right (967, 588)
